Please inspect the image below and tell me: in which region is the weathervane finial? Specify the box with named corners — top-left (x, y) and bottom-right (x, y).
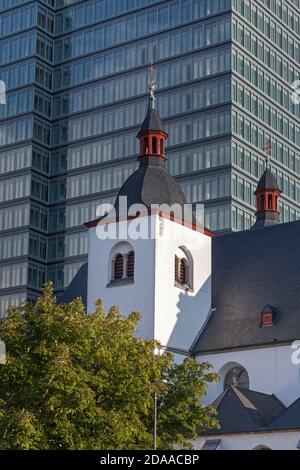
top-left (263, 142), bottom-right (271, 170)
top-left (148, 61), bottom-right (158, 109)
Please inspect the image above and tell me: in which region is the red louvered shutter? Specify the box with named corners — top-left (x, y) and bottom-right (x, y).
top-left (127, 251), bottom-right (135, 278)
top-left (179, 259), bottom-right (187, 285)
top-left (174, 256), bottom-right (179, 282)
top-left (114, 254), bottom-right (124, 280)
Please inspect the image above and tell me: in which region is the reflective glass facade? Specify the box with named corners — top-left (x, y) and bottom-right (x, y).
top-left (0, 0), bottom-right (299, 314)
top-left (232, 0), bottom-right (300, 232)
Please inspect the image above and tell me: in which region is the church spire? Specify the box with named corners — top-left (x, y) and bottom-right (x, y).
top-left (137, 71), bottom-right (168, 161)
top-left (252, 152), bottom-right (282, 229)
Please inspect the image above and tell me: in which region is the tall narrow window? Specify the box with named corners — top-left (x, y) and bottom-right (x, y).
top-left (144, 137), bottom-right (148, 154)
top-left (127, 251), bottom-right (135, 278)
top-left (160, 138), bottom-right (164, 155)
top-left (268, 194), bottom-right (273, 209)
top-left (152, 136), bottom-right (157, 154)
top-left (174, 247), bottom-right (193, 289)
top-left (111, 246), bottom-right (135, 284)
top-left (114, 254), bottom-right (124, 280)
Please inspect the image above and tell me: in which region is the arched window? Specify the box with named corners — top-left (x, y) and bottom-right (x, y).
top-left (268, 194), bottom-right (273, 209)
top-left (174, 247), bottom-right (193, 289)
top-left (224, 366), bottom-right (249, 390)
top-left (160, 139), bottom-right (164, 155)
top-left (114, 254), bottom-right (124, 280)
top-left (253, 446), bottom-right (272, 451)
top-left (152, 137), bottom-right (157, 154)
top-left (261, 195), bottom-right (265, 210)
top-left (144, 137), bottom-right (148, 155)
top-left (127, 251), bottom-right (135, 278)
top-left (110, 243), bottom-right (135, 283)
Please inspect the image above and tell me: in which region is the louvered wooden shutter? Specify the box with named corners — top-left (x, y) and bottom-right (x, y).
top-left (114, 254), bottom-right (124, 279)
top-left (127, 251), bottom-right (135, 278)
top-left (179, 259), bottom-right (187, 285)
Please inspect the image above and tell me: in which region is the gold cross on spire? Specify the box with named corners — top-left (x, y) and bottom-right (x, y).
top-left (263, 142), bottom-right (271, 170)
top-left (147, 61), bottom-right (158, 109)
top-left (148, 61), bottom-right (157, 75)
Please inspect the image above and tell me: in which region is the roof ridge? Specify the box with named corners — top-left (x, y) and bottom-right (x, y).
top-left (232, 387), bottom-right (288, 428)
top-left (231, 386), bottom-right (258, 411)
top-left (242, 387), bottom-right (285, 406)
top-left (268, 396), bottom-right (300, 426)
top-left (212, 387), bottom-right (229, 409)
top-left (230, 386), bottom-right (268, 429)
top-left (213, 218), bottom-right (300, 240)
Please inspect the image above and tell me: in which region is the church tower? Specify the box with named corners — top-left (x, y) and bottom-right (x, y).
top-left (137, 84), bottom-right (168, 161)
top-left (85, 87), bottom-right (213, 353)
top-left (252, 164), bottom-right (282, 229)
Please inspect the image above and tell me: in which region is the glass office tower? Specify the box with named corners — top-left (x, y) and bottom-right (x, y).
top-left (0, 0), bottom-right (54, 314)
top-left (0, 0), bottom-right (299, 314)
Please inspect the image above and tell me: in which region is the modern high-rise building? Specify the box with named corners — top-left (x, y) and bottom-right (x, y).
top-left (0, 0), bottom-right (299, 314)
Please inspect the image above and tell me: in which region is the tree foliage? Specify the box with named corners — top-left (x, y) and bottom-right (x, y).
top-left (0, 283), bottom-right (219, 450)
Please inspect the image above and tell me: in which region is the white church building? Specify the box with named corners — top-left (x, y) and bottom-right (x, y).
top-left (62, 91), bottom-right (300, 451)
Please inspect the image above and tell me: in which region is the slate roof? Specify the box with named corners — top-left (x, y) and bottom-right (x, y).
top-left (117, 98), bottom-right (185, 213)
top-left (193, 219), bottom-right (300, 354)
top-left (63, 94), bottom-right (300, 358)
top-left (138, 105), bottom-right (166, 135)
top-left (251, 209), bottom-right (281, 229)
top-left (114, 156), bottom-right (188, 213)
top-left (84, 96), bottom-right (191, 227)
top-left (204, 386), bottom-right (292, 435)
top-left (62, 154), bottom-right (190, 304)
top-left (60, 263), bottom-right (88, 307)
top-left (256, 168), bottom-right (280, 192)
top-left (266, 397), bottom-right (300, 431)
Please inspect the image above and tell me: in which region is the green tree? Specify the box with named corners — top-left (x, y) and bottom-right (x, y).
top-left (0, 283), bottom-right (219, 450)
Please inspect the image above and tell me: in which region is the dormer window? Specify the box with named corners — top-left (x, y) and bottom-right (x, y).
top-left (260, 305), bottom-right (275, 327)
